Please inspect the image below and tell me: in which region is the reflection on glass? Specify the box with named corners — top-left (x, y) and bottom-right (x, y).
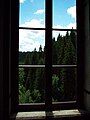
top-left (52, 68), bottom-right (77, 102)
top-left (19, 67), bottom-right (45, 103)
top-left (52, 30), bottom-right (77, 65)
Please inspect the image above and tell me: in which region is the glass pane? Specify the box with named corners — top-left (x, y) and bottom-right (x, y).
top-left (19, 29), bottom-right (45, 64)
top-left (52, 30), bottom-right (77, 65)
top-left (19, 0), bottom-right (45, 28)
top-left (53, 0), bottom-right (76, 29)
top-left (19, 67), bottom-right (45, 103)
top-left (52, 67), bottom-right (77, 102)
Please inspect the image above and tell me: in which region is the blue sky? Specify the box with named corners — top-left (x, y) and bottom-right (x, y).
top-left (19, 0), bottom-right (76, 51)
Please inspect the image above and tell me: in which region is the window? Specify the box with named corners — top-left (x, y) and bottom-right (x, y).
top-left (0, 0), bottom-right (89, 119)
top-left (18, 0), bottom-right (79, 112)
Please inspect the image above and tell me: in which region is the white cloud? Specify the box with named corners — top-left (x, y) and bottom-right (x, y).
top-left (34, 9), bottom-right (44, 15)
top-left (53, 22), bottom-right (76, 40)
top-left (19, 19), bottom-right (45, 52)
top-left (53, 25), bottom-right (66, 38)
top-left (19, 29), bottom-right (45, 51)
top-left (19, 18), bottom-right (76, 51)
top-left (20, 19), bottom-right (45, 28)
top-left (19, 0), bottom-right (26, 4)
top-left (66, 22), bottom-right (76, 29)
top-left (67, 6), bottom-right (76, 20)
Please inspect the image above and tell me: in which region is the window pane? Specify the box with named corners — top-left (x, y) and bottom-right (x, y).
top-left (19, 0), bottom-right (45, 28)
top-left (52, 30), bottom-right (77, 65)
top-left (53, 0), bottom-right (76, 29)
top-left (52, 67), bottom-right (77, 102)
top-left (19, 67), bottom-right (45, 103)
top-left (19, 30), bottom-right (45, 65)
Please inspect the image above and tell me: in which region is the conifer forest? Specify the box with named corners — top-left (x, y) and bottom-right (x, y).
top-left (19, 30), bottom-right (77, 103)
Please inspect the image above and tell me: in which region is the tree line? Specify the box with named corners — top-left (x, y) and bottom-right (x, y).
top-left (19, 30), bottom-right (77, 103)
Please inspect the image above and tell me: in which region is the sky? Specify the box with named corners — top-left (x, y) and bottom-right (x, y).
top-left (19, 0), bottom-right (76, 52)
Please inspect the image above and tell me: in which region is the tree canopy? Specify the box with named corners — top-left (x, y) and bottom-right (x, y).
top-left (19, 30), bottom-right (77, 103)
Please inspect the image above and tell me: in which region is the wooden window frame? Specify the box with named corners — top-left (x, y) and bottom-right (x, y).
top-left (9, 0), bottom-right (85, 114)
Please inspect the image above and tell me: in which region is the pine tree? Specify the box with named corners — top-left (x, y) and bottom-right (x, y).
top-left (24, 52), bottom-right (30, 89)
top-left (34, 56), bottom-right (45, 102)
top-left (52, 37), bottom-right (58, 64)
top-left (38, 45), bottom-right (44, 64)
top-left (70, 28), bottom-right (77, 49)
top-left (31, 48), bottom-right (39, 64)
top-left (57, 33), bottom-right (65, 64)
top-left (60, 31), bottom-right (76, 100)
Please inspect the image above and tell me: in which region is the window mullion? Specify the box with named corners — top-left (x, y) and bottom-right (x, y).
top-left (45, 0), bottom-right (52, 112)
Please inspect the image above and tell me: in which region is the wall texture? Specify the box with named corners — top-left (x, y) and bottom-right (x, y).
top-left (84, 0), bottom-right (90, 111)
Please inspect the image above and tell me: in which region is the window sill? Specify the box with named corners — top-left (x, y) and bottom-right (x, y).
top-left (13, 109), bottom-right (90, 120)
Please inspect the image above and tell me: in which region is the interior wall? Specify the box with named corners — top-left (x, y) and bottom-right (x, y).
top-left (84, 0), bottom-right (90, 111)
top-left (0, 0), bottom-right (10, 119)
